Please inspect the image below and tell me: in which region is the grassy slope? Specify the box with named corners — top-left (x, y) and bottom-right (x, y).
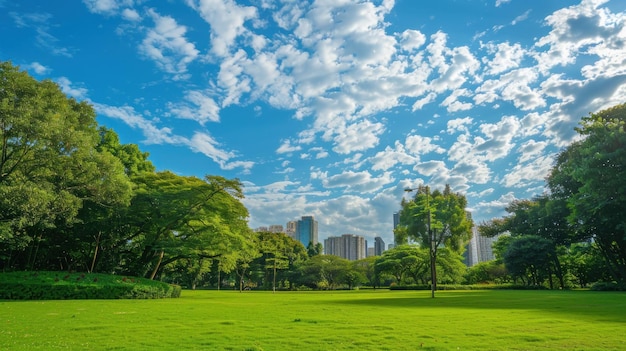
top-left (1, 289), bottom-right (625, 350)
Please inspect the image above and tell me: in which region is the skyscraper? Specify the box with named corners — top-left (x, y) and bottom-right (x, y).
top-left (295, 216), bottom-right (318, 247)
top-left (374, 236), bottom-right (385, 256)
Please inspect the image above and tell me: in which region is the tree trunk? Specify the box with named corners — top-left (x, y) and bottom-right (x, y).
top-left (90, 231), bottom-right (101, 273)
top-left (149, 250), bottom-right (164, 280)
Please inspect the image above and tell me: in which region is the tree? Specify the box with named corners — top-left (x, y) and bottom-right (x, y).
top-left (68, 127), bottom-right (155, 273)
top-left (255, 231), bottom-right (307, 291)
top-left (295, 255), bottom-right (351, 290)
top-left (306, 242), bottom-right (323, 257)
top-left (232, 239), bottom-right (262, 292)
top-left (353, 256), bottom-right (380, 288)
top-left (547, 103), bottom-right (626, 284)
top-left (0, 61), bottom-right (132, 270)
top-left (478, 196), bottom-right (571, 288)
top-left (464, 260), bottom-right (508, 285)
top-left (375, 245), bottom-right (429, 285)
top-left (111, 172), bottom-right (251, 278)
top-left (398, 184), bottom-right (473, 295)
top-left (503, 235), bottom-right (557, 287)
top-left (562, 243), bottom-right (611, 288)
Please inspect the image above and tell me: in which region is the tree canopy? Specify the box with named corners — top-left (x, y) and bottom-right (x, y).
top-left (547, 102), bottom-right (626, 284)
top-left (0, 61), bottom-right (252, 279)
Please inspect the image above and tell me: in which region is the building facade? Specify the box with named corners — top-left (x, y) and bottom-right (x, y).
top-left (324, 234), bottom-right (366, 260)
top-left (285, 221), bottom-right (297, 240)
top-left (374, 236), bottom-right (385, 256)
top-left (295, 216), bottom-right (318, 247)
top-left (466, 227), bottom-right (500, 266)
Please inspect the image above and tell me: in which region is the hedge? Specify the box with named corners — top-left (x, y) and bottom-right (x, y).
top-left (0, 271), bottom-right (181, 300)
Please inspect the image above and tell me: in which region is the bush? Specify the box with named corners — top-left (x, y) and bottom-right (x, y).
top-left (0, 271), bottom-right (181, 300)
top-left (590, 281), bottom-right (626, 291)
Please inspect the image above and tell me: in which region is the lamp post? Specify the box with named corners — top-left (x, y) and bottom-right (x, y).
top-left (404, 186), bottom-right (436, 298)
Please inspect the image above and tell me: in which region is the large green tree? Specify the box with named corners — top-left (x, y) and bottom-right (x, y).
top-left (295, 255), bottom-right (351, 290)
top-left (547, 103), bottom-right (626, 284)
top-left (375, 245), bottom-right (429, 285)
top-left (478, 197), bottom-right (570, 288)
top-left (503, 235), bottom-right (557, 286)
top-left (110, 172), bottom-right (251, 278)
top-left (254, 231), bottom-right (307, 291)
top-left (0, 61), bottom-right (132, 269)
top-left (397, 184), bottom-right (473, 292)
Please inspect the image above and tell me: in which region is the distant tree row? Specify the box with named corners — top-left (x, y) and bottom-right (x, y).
top-left (479, 102), bottom-right (626, 289)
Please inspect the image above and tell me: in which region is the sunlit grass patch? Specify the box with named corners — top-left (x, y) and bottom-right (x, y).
top-left (1, 289), bottom-right (625, 350)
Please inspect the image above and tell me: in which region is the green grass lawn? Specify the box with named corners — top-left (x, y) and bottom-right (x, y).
top-left (1, 289), bottom-right (625, 350)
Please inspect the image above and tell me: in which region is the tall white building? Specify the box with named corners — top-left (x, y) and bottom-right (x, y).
top-left (466, 227), bottom-right (500, 266)
top-left (324, 234), bottom-right (366, 260)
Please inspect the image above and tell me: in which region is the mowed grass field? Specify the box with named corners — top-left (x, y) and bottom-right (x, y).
top-left (1, 289), bottom-right (625, 350)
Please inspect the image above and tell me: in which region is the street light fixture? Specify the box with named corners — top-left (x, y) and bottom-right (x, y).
top-left (404, 186), bottom-right (436, 298)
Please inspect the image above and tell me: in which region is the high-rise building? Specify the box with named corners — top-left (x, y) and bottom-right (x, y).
top-left (295, 216), bottom-right (318, 247)
top-left (324, 234), bottom-right (366, 260)
top-left (466, 227), bottom-right (500, 266)
top-left (285, 221), bottom-right (297, 240)
top-left (374, 237), bottom-right (385, 256)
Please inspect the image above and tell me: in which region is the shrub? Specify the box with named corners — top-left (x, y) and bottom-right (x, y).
top-left (590, 281), bottom-right (626, 291)
top-left (0, 271), bottom-right (181, 300)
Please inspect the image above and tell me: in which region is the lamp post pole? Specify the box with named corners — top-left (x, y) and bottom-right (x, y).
top-left (405, 186), bottom-right (436, 298)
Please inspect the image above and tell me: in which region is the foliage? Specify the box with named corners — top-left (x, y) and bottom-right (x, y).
top-left (306, 242), bottom-right (323, 257)
top-left (503, 235), bottom-right (557, 287)
top-left (398, 184), bottom-right (473, 254)
top-left (590, 281), bottom-right (626, 291)
top-left (114, 172), bottom-right (251, 278)
top-left (375, 245), bottom-right (429, 284)
top-left (0, 271), bottom-right (180, 299)
top-left (295, 255), bottom-right (351, 289)
top-left (435, 248), bottom-right (468, 284)
top-left (562, 242), bottom-right (611, 288)
top-left (547, 102), bottom-right (626, 284)
top-left (479, 197), bottom-right (568, 288)
top-left (0, 61), bottom-right (132, 268)
top-left (253, 231), bottom-right (307, 291)
top-left (464, 260), bottom-right (508, 284)
top-left (396, 185), bottom-right (472, 293)
top-left (0, 63), bottom-right (254, 284)
top-left (352, 256), bottom-right (380, 288)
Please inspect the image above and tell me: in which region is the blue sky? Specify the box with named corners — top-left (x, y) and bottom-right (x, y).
top-left (2, 0), bottom-right (626, 247)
